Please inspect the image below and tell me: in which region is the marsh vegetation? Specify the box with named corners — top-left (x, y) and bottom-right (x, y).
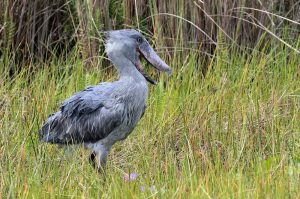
top-left (0, 0), bottom-right (300, 198)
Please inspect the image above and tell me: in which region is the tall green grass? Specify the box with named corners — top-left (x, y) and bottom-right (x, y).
top-left (0, 38), bottom-right (299, 198)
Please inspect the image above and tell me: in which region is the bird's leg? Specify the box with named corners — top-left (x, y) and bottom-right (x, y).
top-left (98, 149), bottom-right (109, 173)
top-left (89, 151), bottom-right (97, 169)
top-left (89, 151), bottom-right (108, 173)
top-left (89, 143), bottom-right (110, 173)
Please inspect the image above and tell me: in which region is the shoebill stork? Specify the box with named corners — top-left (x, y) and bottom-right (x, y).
top-left (39, 29), bottom-right (172, 172)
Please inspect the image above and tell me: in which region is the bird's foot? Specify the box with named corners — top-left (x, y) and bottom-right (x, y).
top-left (89, 151), bottom-right (106, 173)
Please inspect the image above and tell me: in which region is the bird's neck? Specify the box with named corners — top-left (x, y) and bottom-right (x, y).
top-left (109, 52), bottom-right (146, 84)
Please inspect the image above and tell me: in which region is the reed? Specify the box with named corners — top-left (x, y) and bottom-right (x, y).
top-left (0, 38), bottom-right (299, 198)
top-left (0, 1), bottom-right (299, 197)
top-left (1, 0), bottom-right (299, 72)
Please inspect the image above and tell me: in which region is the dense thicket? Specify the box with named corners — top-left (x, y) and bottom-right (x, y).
top-left (0, 0), bottom-right (299, 71)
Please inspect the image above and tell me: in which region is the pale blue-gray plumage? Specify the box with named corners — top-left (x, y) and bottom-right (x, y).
top-left (39, 29), bottom-right (171, 171)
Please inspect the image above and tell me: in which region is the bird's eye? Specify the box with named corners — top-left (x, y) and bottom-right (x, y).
top-left (137, 37), bottom-right (143, 43)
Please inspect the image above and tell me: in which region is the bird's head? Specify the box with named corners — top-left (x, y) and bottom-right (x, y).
top-left (104, 29), bottom-right (172, 85)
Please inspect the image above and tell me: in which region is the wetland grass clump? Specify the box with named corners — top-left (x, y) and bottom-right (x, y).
top-left (0, 40), bottom-right (299, 197)
top-left (0, 0), bottom-right (300, 198)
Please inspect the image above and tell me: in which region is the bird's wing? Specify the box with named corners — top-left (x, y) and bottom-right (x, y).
top-left (40, 83), bottom-right (125, 144)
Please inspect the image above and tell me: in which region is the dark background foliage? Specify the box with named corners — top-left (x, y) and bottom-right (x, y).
top-left (0, 0), bottom-right (299, 72)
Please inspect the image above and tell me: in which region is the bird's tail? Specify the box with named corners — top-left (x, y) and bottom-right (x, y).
top-left (39, 111), bottom-right (63, 143)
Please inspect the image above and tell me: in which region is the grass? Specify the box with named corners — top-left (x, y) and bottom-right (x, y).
top-left (0, 41), bottom-right (300, 198)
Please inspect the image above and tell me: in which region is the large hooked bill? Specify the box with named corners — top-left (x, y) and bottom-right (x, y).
top-left (135, 41), bottom-right (172, 85)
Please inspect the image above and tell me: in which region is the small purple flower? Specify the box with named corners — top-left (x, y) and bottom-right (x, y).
top-left (140, 186), bottom-right (146, 192)
top-left (123, 172), bottom-right (139, 182)
top-left (150, 185), bottom-right (157, 193)
top-left (140, 185), bottom-right (159, 193)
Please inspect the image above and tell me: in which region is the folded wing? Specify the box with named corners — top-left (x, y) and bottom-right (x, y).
top-left (40, 83), bottom-right (124, 144)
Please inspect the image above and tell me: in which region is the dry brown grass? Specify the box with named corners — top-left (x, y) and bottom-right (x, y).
top-left (0, 0), bottom-right (299, 72)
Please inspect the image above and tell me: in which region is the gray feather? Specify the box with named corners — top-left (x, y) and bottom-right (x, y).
top-left (40, 83), bottom-right (126, 144)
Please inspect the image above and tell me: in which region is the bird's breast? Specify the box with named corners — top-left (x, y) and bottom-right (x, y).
top-left (121, 82), bottom-right (148, 128)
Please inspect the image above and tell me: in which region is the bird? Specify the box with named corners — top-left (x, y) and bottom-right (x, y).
top-left (39, 29), bottom-right (172, 172)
